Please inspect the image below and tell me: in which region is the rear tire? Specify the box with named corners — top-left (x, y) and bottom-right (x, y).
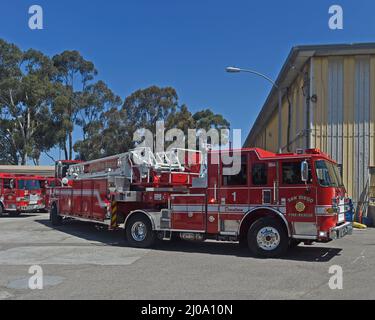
top-left (0, 204), bottom-right (4, 216)
top-left (50, 204), bottom-right (62, 226)
top-left (125, 214), bottom-right (155, 248)
top-left (247, 217), bottom-right (289, 258)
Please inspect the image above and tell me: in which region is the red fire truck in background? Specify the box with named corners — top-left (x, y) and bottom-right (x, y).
top-left (49, 147), bottom-right (352, 257)
top-left (43, 160), bottom-right (82, 212)
top-left (35, 176), bottom-right (58, 213)
top-left (0, 173), bottom-right (45, 216)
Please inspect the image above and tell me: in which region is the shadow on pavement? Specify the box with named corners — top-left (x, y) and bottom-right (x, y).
top-left (153, 240), bottom-right (342, 262)
top-left (0, 213), bottom-right (39, 219)
top-left (37, 218), bottom-right (125, 246)
top-left (36, 218), bottom-right (342, 262)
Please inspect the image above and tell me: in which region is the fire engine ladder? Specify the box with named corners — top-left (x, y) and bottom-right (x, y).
top-left (129, 147), bottom-right (193, 182)
top-left (66, 147), bottom-right (199, 184)
top-left (155, 150), bottom-right (183, 170)
top-left (64, 148), bottom-right (154, 181)
top-left (66, 153), bottom-right (131, 180)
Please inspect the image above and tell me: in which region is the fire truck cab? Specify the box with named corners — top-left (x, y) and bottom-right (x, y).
top-left (0, 173), bottom-right (45, 216)
top-left (49, 147), bottom-right (352, 258)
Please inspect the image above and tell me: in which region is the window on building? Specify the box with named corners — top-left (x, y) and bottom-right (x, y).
top-left (222, 155), bottom-right (248, 186)
top-left (252, 163), bottom-right (267, 185)
top-left (282, 162), bottom-right (312, 185)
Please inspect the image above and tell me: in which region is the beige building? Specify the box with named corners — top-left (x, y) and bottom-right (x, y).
top-left (0, 165), bottom-right (55, 177)
top-left (244, 43), bottom-right (375, 207)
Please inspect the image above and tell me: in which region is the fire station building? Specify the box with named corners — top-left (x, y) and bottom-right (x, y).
top-left (244, 43), bottom-right (375, 210)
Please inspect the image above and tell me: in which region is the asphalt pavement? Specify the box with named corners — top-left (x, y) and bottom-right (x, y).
top-left (0, 213), bottom-right (374, 300)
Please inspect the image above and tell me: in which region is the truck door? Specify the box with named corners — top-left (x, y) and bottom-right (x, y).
top-left (218, 154), bottom-right (249, 234)
top-left (278, 160), bottom-right (316, 236)
top-left (250, 161), bottom-right (278, 206)
top-left (205, 151), bottom-right (220, 233)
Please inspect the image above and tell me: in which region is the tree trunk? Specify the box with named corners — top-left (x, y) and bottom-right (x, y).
top-left (63, 139), bottom-right (68, 160)
top-left (69, 131), bottom-right (73, 160)
top-left (21, 153), bottom-right (27, 165)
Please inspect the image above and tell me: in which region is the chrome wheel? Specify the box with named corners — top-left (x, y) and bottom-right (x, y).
top-left (256, 227), bottom-right (280, 251)
top-left (131, 221), bottom-right (147, 242)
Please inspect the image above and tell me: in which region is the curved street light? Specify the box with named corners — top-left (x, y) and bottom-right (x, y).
top-left (226, 66), bottom-right (283, 153)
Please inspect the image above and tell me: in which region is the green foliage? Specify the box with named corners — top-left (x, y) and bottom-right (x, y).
top-left (74, 86), bottom-right (231, 160)
top-left (51, 50), bottom-right (98, 160)
top-left (0, 40), bottom-right (58, 164)
top-left (192, 109), bottom-right (230, 131)
top-left (0, 39), bottom-right (230, 164)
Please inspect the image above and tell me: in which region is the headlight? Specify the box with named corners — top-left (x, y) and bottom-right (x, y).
top-left (319, 231), bottom-right (327, 237)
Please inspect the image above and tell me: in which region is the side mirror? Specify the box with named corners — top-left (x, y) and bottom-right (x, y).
top-left (56, 161), bottom-right (63, 179)
top-left (301, 160), bottom-right (309, 182)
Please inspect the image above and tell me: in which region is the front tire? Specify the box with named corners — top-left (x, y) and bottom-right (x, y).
top-left (247, 217), bottom-right (289, 258)
top-left (50, 204), bottom-right (62, 226)
top-left (125, 214), bottom-right (155, 248)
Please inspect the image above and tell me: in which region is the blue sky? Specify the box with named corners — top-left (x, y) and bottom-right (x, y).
top-left (1, 0), bottom-right (375, 165)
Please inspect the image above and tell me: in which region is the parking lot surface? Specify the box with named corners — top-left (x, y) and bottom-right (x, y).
top-left (0, 213), bottom-right (374, 300)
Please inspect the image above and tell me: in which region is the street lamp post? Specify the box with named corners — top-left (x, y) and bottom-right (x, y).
top-left (226, 66), bottom-right (283, 153)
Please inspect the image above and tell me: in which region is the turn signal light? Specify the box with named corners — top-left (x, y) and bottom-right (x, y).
top-left (325, 208), bottom-right (336, 214)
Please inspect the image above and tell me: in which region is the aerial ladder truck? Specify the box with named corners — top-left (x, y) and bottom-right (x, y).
top-left (49, 147), bottom-right (352, 257)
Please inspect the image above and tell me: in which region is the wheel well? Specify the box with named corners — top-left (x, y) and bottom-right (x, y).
top-left (124, 211), bottom-right (155, 230)
top-left (239, 209), bottom-right (290, 241)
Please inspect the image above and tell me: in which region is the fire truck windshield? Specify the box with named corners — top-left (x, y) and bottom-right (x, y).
top-left (18, 179), bottom-right (41, 191)
top-left (315, 160), bottom-right (344, 187)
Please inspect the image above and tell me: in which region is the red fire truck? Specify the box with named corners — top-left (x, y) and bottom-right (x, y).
top-left (0, 173), bottom-right (45, 216)
top-left (43, 160), bottom-right (82, 212)
top-left (49, 147), bottom-right (352, 257)
top-left (34, 176), bottom-right (57, 212)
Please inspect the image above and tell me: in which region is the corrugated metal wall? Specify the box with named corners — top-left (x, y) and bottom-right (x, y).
top-left (327, 57), bottom-right (344, 166)
top-left (354, 57), bottom-right (371, 202)
top-left (251, 54), bottom-right (375, 204)
top-left (311, 55), bottom-right (374, 204)
top-left (252, 70), bottom-right (307, 152)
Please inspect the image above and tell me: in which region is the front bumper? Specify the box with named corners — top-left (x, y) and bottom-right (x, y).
top-left (329, 222), bottom-right (353, 240)
top-left (19, 204), bottom-right (45, 212)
